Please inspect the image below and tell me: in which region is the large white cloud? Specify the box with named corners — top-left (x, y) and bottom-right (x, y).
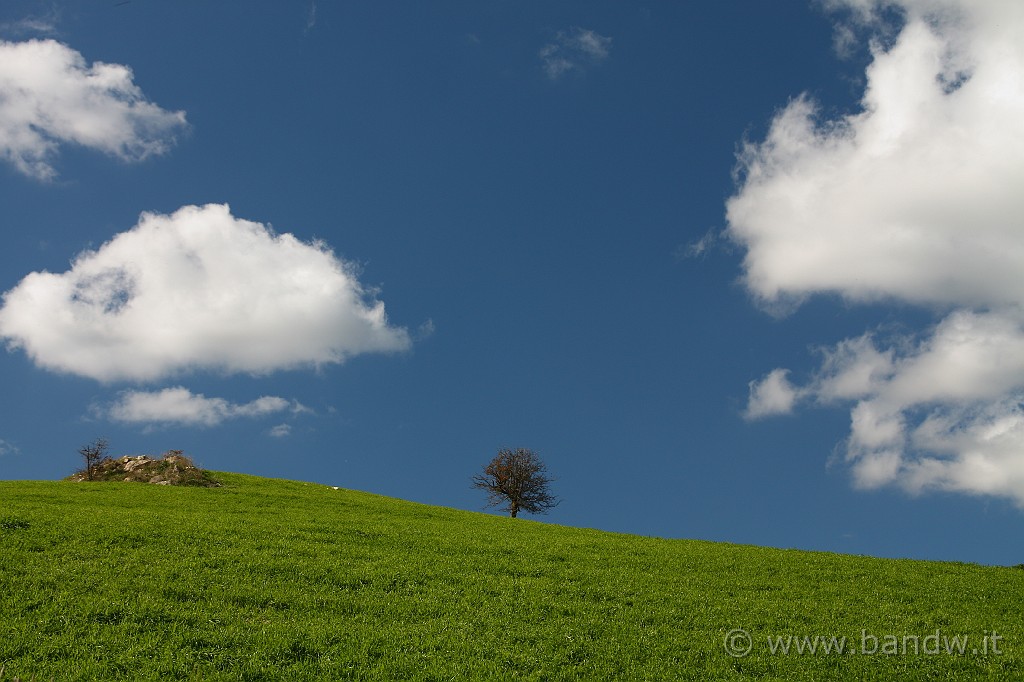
top-left (104, 387), bottom-right (304, 427)
top-left (0, 39), bottom-right (187, 180)
top-left (749, 312), bottom-right (1024, 498)
top-left (0, 204), bottom-right (411, 381)
top-left (729, 0), bottom-right (1024, 504)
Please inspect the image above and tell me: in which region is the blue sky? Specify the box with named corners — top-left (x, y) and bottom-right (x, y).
top-left (2, 0), bottom-right (1023, 566)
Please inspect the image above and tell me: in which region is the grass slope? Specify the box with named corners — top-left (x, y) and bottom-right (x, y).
top-left (0, 473), bottom-right (1021, 680)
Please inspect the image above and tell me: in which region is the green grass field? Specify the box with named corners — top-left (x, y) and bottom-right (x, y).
top-left (1, 473), bottom-right (1021, 680)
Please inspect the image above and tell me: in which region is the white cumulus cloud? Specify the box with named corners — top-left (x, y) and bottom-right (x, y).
top-left (0, 203), bottom-right (411, 382)
top-left (0, 39), bottom-right (187, 180)
top-left (729, 0), bottom-right (1024, 504)
top-left (539, 27), bottom-right (611, 80)
top-left (745, 369), bottom-right (801, 419)
top-left (104, 387), bottom-right (303, 427)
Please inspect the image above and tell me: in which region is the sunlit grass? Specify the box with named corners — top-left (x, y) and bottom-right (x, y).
top-left (1, 473), bottom-right (1021, 679)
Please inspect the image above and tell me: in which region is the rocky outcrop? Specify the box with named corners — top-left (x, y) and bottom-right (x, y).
top-left (68, 451), bottom-right (221, 487)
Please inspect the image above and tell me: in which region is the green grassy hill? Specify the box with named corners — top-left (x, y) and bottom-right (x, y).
top-left (1, 473), bottom-right (1020, 680)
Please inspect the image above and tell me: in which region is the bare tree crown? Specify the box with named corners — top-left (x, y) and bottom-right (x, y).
top-left (472, 448), bottom-right (559, 518)
top-left (78, 438), bottom-right (109, 482)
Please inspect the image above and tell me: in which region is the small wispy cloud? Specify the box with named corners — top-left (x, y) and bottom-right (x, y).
top-left (744, 369), bottom-right (801, 420)
top-left (0, 11), bottom-right (60, 38)
top-left (416, 318), bottom-right (436, 341)
top-left (268, 424), bottom-right (292, 438)
top-left (675, 228), bottom-right (723, 261)
top-left (0, 439), bottom-right (20, 456)
top-left (304, 1), bottom-right (317, 33)
top-left (102, 387), bottom-right (308, 428)
top-left (539, 27), bottom-right (611, 80)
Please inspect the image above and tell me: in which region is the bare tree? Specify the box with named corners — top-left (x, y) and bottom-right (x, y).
top-left (78, 438), bottom-right (109, 481)
top-left (472, 448), bottom-right (559, 518)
